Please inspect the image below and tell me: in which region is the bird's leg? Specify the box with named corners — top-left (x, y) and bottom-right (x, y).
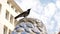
top-left (23, 17), bottom-right (28, 22)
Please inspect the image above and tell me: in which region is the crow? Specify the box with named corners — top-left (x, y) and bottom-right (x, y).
top-left (15, 9), bottom-right (31, 19)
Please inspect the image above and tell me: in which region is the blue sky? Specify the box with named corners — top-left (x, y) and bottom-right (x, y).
top-left (14, 0), bottom-right (60, 34)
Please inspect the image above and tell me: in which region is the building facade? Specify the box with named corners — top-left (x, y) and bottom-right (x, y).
top-left (0, 0), bottom-right (23, 34)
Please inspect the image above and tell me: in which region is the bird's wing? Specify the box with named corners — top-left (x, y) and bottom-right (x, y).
top-left (15, 11), bottom-right (28, 19)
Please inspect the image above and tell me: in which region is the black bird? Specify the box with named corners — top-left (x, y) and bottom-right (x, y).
top-left (15, 9), bottom-right (31, 19)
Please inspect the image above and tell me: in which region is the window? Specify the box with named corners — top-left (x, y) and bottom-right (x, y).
top-left (4, 26), bottom-right (8, 34)
top-left (10, 15), bottom-right (13, 24)
top-left (4, 26), bottom-right (12, 34)
top-left (11, 6), bottom-right (14, 9)
top-left (15, 10), bottom-right (20, 14)
top-left (15, 10), bottom-right (17, 13)
top-left (7, 0), bottom-right (10, 5)
top-left (14, 19), bottom-right (18, 26)
top-left (6, 10), bottom-right (9, 20)
top-left (7, 1), bottom-right (10, 4)
top-left (9, 30), bottom-right (11, 34)
top-left (0, 4), bottom-right (2, 13)
top-left (7, 1), bottom-right (14, 9)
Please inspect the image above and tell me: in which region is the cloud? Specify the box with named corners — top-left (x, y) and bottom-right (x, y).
top-left (54, 12), bottom-right (60, 31)
top-left (15, 0), bottom-right (41, 11)
top-left (43, 3), bottom-right (56, 17)
top-left (56, 0), bottom-right (60, 9)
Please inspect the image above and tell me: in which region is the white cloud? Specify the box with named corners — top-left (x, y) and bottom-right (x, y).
top-left (27, 10), bottom-right (41, 20)
top-left (54, 12), bottom-right (60, 31)
top-left (56, 0), bottom-right (60, 9)
top-left (15, 0), bottom-right (41, 11)
top-left (44, 3), bottom-right (56, 17)
top-left (40, 3), bottom-right (56, 30)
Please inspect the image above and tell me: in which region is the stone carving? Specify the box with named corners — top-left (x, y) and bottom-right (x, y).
top-left (12, 18), bottom-right (47, 34)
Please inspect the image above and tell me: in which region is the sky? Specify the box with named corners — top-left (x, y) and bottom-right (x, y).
top-left (14, 0), bottom-right (60, 34)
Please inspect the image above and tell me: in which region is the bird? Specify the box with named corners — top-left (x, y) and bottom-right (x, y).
top-left (15, 9), bottom-right (31, 19)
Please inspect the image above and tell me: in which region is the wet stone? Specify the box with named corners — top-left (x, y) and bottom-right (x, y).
top-left (24, 27), bottom-right (31, 33)
top-left (31, 27), bottom-right (40, 33)
top-left (12, 31), bottom-right (18, 34)
top-left (21, 31), bottom-right (28, 34)
top-left (16, 27), bottom-right (24, 32)
top-left (15, 27), bottom-right (19, 30)
top-left (26, 23), bottom-right (34, 28)
top-left (36, 32), bottom-right (40, 34)
top-left (19, 22), bottom-right (27, 28)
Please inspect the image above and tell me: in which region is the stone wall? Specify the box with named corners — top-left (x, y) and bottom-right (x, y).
top-left (12, 18), bottom-right (47, 34)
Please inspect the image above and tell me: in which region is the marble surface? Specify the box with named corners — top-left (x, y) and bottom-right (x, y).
top-left (12, 18), bottom-right (47, 34)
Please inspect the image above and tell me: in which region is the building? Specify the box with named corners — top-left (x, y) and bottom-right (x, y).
top-left (0, 0), bottom-right (23, 34)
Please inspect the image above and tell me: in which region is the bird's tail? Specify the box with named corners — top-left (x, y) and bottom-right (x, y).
top-left (15, 14), bottom-right (21, 19)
